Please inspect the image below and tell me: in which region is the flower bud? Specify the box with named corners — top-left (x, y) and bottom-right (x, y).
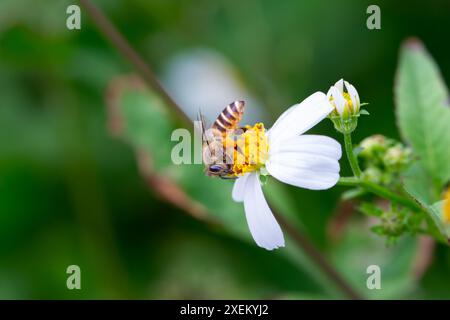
top-left (383, 144), bottom-right (412, 169)
top-left (359, 134), bottom-right (388, 158)
top-left (327, 79), bottom-right (361, 118)
top-left (363, 167), bottom-right (383, 184)
top-left (327, 79), bottom-right (361, 133)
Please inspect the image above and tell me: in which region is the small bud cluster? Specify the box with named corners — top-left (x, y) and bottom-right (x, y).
top-left (359, 202), bottom-right (424, 245)
top-left (357, 135), bottom-right (413, 187)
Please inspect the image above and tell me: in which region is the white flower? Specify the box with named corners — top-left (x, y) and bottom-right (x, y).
top-left (327, 79), bottom-right (360, 117)
top-left (232, 92), bottom-right (342, 250)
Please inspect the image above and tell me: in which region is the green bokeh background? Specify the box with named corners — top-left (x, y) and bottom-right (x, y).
top-left (1, 0), bottom-right (450, 299)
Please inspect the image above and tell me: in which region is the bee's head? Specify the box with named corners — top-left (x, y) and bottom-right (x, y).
top-left (207, 164), bottom-right (231, 177)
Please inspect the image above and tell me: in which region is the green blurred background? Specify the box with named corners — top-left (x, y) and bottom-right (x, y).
top-left (1, 0), bottom-right (450, 299)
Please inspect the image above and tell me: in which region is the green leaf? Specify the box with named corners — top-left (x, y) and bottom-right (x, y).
top-left (403, 164), bottom-right (449, 241)
top-left (120, 90), bottom-right (174, 170)
top-left (395, 39), bottom-right (450, 187)
top-left (359, 109), bottom-right (370, 116)
top-left (403, 163), bottom-right (438, 204)
top-left (430, 201), bottom-right (450, 240)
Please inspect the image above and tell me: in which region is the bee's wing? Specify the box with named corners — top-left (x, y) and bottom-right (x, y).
top-left (197, 110), bottom-right (211, 150)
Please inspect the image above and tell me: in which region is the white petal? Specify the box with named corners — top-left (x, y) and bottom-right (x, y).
top-left (267, 92), bottom-right (333, 144)
top-left (334, 79), bottom-right (344, 92)
top-left (343, 80), bottom-right (351, 91)
top-left (329, 86), bottom-right (346, 114)
top-left (347, 83), bottom-right (360, 111)
top-left (232, 173), bottom-right (250, 202)
top-left (326, 87), bottom-right (333, 100)
top-left (266, 135), bottom-right (342, 190)
top-left (242, 173), bottom-right (285, 250)
top-left (269, 134), bottom-right (342, 159)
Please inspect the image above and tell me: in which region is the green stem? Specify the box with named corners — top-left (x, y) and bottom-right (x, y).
top-left (337, 176), bottom-right (361, 186)
top-left (343, 133), bottom-right (362, 178)
top-left (338, 177), bottom-right (422, 212)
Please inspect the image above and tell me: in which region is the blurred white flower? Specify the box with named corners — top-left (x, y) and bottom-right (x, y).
top-left (162, 49), bottom-right (264, 124)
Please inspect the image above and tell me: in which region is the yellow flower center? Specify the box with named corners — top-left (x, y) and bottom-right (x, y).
top-left (342, 92), bottom-right (355, 112)
top-left (444, 187), bottom-right (450, 223)
top-left (229, 123), bottom-right (269, 176)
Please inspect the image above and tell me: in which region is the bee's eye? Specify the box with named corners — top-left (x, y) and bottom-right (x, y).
top-left (209, 165), bottom-right (222, 173)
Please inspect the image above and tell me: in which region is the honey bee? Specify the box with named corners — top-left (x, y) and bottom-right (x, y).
top-left (200, 101), bottom-right (246, 179)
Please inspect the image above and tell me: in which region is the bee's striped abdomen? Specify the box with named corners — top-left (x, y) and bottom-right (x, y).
top-left (212, 100), bottom-right (245, 133)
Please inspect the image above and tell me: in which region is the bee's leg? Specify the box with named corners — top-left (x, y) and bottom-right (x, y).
top-left (220, 175), bottom-right (238, 180)
top-left (219, 164), bottom-right (236, 180)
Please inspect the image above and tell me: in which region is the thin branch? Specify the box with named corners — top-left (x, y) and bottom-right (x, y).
top-left (78, 0), bottom-right (190, 125)
top-left (82, 0), bottom-right (361, 299)
top-left (338, 177), bottom-right (423, 211)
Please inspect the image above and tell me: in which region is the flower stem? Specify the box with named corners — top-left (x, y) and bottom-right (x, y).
top-left (343, 133), bottom-right (362, 178)
top-left (338, 177), bottom-right (422, 212)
